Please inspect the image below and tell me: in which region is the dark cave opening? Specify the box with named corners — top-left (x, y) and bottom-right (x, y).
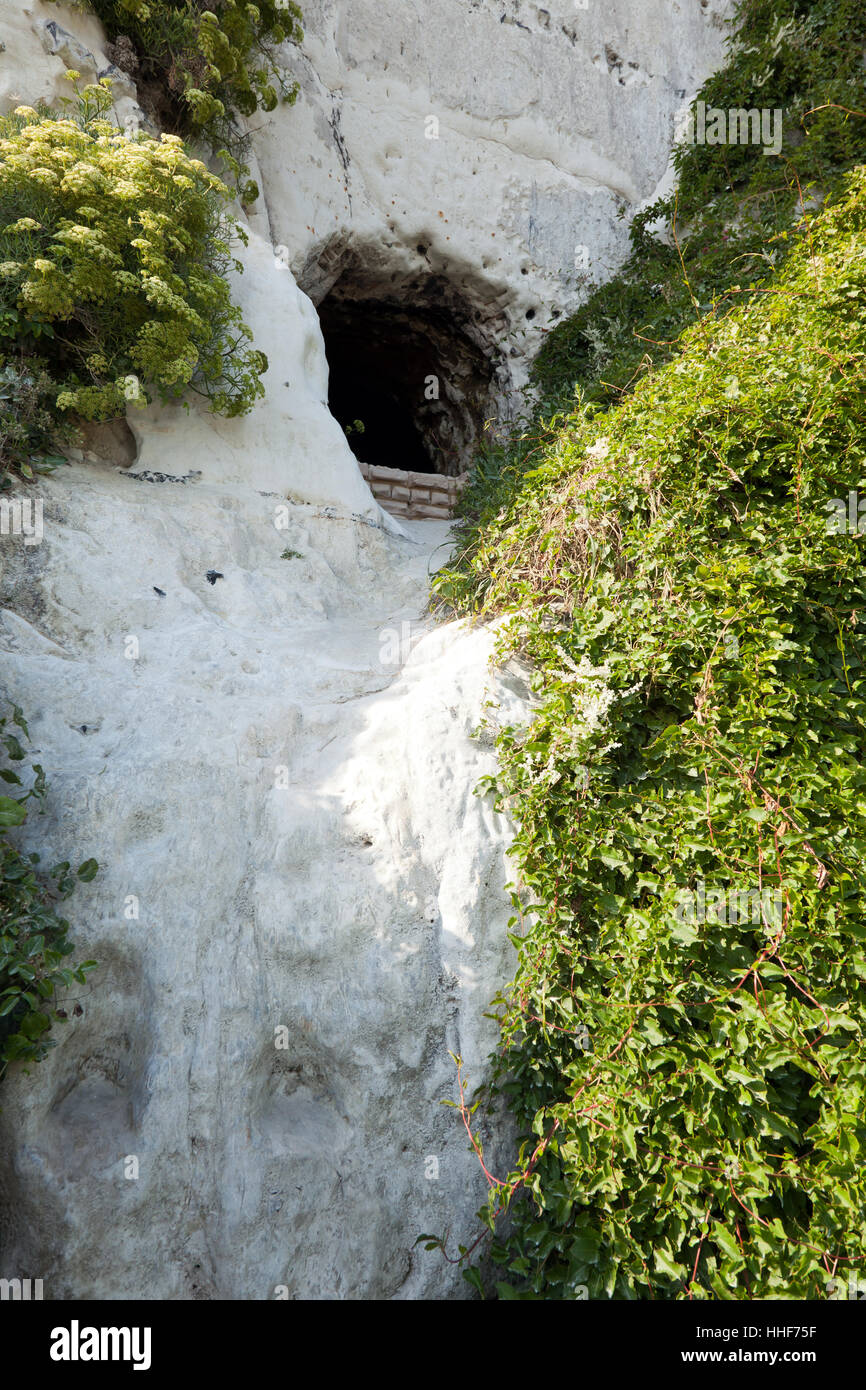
top-left (318, 289), bottom-right (496, 478)
top-left (321, 304), bottom-right (433, 473)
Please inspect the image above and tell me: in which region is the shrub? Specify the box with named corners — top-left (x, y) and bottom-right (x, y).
top-left (0, 706), bottom-right (97, 1079)
top-left (0, 80), bottom-right (266, 477)
top-left (65, 0), bottom-right (303, 173)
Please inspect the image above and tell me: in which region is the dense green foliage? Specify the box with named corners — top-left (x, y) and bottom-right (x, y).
top-left (0, 83), bottom-right (266, 477)
top-left (434, 0), bottom-right (866, 1299)
top-left (0, 360), bottom-right (71, 482)
top-left (533, 0), bottom-right (866, 412)
top-left (0, 707), bottom-right (97, 1080)
top-left (64, 0), bottom-right (302, 181)
top-left (438, 165), bottom-right (866, 1304)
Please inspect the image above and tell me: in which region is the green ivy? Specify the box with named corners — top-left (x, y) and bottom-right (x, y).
top-left (0, 706), bottom-right (97, 1080)
top-left (532, 0), bottom-right (866, 414)
top-left (435, 161), bottom-right (866, 1301)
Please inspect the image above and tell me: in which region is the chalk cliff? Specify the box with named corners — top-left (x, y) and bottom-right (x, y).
top-left (0, 0), bottom-right (731, 1297)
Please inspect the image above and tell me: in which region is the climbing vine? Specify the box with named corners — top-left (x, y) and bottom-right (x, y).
top-left (532, 0), bottom-right (866, 413)
top-left (433, 0), bottom-right (866, 1299)
top-left (436, 162), bottom-right (866, 1303)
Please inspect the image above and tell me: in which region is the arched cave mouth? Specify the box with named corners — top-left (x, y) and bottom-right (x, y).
top-left (318, 286), bottom-right (498, 478)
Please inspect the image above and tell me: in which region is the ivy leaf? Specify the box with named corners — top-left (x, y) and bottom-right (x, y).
top-left (0, 797), bottom-right (26, 827)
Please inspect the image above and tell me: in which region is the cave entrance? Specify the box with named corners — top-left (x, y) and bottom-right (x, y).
top-left (321, 302), bottom-right (434, 475)
top-left (318, 281), bottom-right (497, 482)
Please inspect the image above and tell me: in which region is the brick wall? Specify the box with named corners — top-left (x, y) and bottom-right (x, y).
top-left (357, 462), bottom-right (469, 520)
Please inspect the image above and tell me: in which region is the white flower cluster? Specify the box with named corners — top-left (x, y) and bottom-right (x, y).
top-left (585, 436), bottom-right (611, 460)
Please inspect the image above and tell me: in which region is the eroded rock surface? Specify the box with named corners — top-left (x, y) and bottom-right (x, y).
top-left (257, 0), bottom-right (733, 400)
top-left (0, 471), bottom-right (525, 1298)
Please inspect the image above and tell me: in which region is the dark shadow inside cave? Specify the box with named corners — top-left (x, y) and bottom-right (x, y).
top-left (318, 290), bottom-right (495, 477)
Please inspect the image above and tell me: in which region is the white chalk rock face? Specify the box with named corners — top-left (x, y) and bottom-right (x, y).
top-left (255, 0), bottom-right (734, 390)
top-left (127, 231), bottom-right (386, 523)
top-left (0, 469), bottom-right (526, 1298)
top-left (0, 1), bottom-right (144, 131)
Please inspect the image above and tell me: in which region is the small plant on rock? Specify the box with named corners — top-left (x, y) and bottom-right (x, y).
top-left (63, 0), bottom-right (303, 176)
top-left (0, 705), bottom-right (97, 1080)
